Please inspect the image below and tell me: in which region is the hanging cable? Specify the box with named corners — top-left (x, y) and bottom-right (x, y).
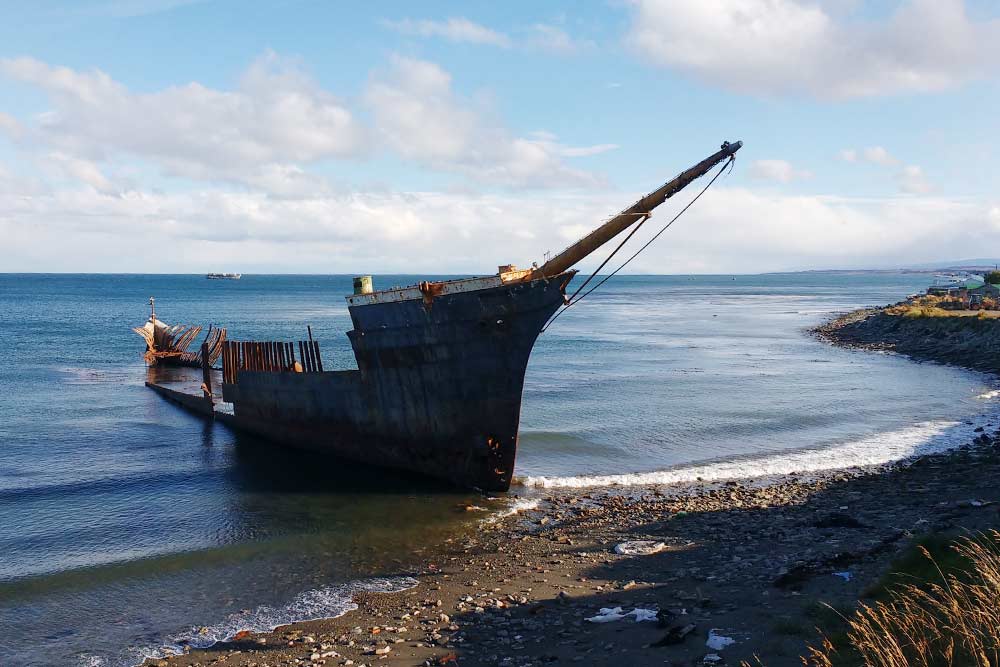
top-left (542, 155), bottom-right (734, 332)
top-left (564, 212), bottom-right (650, 303)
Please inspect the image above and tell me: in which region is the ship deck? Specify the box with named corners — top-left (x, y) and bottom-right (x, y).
top-left (144, 366), bottom-right (231, 418)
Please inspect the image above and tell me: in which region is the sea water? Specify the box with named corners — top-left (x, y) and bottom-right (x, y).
top-left (1, 273), bottom-right (997, 666)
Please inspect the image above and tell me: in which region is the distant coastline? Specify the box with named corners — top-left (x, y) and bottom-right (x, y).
top-left (815, 304), bottom-right (1000, 375)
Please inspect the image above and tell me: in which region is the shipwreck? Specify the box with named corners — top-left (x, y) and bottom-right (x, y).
top-left (143, 141), bottom-right (742, 490)
top-left (133, 297), bottom-right (227, 368)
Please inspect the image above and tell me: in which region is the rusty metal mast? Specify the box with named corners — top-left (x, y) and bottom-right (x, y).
top-left (529, 140), bottom-right (742, 280)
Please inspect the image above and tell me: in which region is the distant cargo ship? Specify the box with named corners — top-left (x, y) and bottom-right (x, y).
top-left (206, 273), bottom-right (241, 280)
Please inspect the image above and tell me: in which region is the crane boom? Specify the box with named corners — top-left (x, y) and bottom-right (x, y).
top-left (529, 140), bottom-right (742, 280)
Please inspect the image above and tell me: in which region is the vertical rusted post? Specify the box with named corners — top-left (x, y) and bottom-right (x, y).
top-left (307, 325), bottom-right (313, 342)
top-left (201, 342), bottom-right (212, 400)
top-left (314, 341), bottom-right (323, 372)
top-left (299, 341), bottom-right (307, 372)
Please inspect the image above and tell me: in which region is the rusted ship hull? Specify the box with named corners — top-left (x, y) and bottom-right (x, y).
top-left (221, 273), bottom-right (572, 491)
top-left (143, 141), bottom-right (743, 491)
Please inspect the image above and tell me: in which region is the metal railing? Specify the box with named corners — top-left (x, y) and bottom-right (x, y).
top-left (222, 339), bottom-right (323, 384)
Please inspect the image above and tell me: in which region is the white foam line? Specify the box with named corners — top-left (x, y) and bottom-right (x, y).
top-left (483, 497), bottom-right (540, 524)
top-left (80, 577), bottom-right (417, 667)
top-left (523, 416), bottom-right (996, 489)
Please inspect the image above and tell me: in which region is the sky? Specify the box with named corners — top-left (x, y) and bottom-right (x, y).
top-left (0, 0), bottom-right (998, 274)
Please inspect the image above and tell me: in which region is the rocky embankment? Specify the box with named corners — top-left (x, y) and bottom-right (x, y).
top-left (815, 307), bottom-right (1000, 373)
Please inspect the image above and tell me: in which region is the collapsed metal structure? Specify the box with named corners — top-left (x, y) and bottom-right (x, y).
top-left (133, 298), bottom-right (226, 367)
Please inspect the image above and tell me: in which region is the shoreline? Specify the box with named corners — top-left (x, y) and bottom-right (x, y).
top-left (144, 306), bottom-right (1000, 667)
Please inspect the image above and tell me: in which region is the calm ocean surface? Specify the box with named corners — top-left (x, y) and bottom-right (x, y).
top-left (2, 272), bottom-right (998, 666)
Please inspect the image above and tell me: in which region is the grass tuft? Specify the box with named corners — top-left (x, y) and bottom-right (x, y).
top-left (745, 530), bottom-right (1000, 667)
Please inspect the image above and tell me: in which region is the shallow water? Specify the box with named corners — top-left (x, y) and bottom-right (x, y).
top-left (0, 272), bottom-right (996, 666)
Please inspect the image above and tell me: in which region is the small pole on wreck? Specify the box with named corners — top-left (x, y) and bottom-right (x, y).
top-left (307, 325), bottom-right (314, 342)
top-left (200, 341), bottom-right (213, 404)
top-left (149, 296), bottom-right (157, 353)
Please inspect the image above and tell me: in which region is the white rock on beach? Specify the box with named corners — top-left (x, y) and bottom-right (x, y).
top-left (706, 629), bottom-right (736, 650)
top-left (585, 607), bottom-right (660, 623)
top-left (613, 540), bottom-right (666, 555)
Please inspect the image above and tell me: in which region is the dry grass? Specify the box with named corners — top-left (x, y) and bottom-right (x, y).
top-left (885, 295), bottom-right (958, 317)
top-left (744, 531), bottom-right (1000, 667)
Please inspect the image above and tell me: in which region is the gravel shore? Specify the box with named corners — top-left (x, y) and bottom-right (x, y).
top-left (145, 308), bottom-right (1000, 667)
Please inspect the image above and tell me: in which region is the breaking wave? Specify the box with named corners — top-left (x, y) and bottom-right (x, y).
top-left (78, 576), bottom-right (417, 667)
top-left (522, 415), bottom-right (998, 489)
top-left (483, 497), bottom-right (540, 524)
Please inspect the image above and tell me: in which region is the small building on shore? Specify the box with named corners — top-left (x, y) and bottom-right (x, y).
top-left (925, 276), bottom-right (1000, 308)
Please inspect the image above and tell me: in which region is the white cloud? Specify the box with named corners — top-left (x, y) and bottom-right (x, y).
top-left (364, 56), bottom-right (603, 188)
top-left (626, 0), bottom-right (1000, 98)
top-left (0, 111), bottom-right (23, 139)
top-left (897, 164), bottom-right (932, 194)
top-left (861, 146), bottom-right (898, 166)
top-left (747, 159), bottom-right (812, 183)
top-left (840, 146), bottom-right (931, 193)
top-left (0, 161), bottom-right (46, 196)
top-left (0, 52), bottom-right (368, 188)
top-left (619, 188), bottom-right (994, 273)
top-left (382, 17), bottom-right (512, 47)
top-left (71, 0), bottom-right (207, 18)
top-left (382, 17), bottom-right (594, 54)
top-left (525, 24), bottom-right (594, 55)
top-left (1, 53), bottom-right (609, 194)
top-left (41, 152), bottom-right (123, 195)
top-left (558, 143), bottom-right (619, 158)
top-left (0, 167), bottom-right (995, 273)
top-left (840, 146), bottom-right (900, 166)
top-left (989, 206), bottom-right (1000, 230)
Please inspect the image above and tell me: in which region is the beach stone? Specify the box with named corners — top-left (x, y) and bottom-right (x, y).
top-left (613, 540), bottom-right (666, 555)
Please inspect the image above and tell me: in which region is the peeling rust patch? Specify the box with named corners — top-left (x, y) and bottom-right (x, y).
top-left (418, 280), bottom-right (445, 309)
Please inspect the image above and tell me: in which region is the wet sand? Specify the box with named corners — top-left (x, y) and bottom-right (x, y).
top-left (146, 309), bottom-right (1000, 667)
